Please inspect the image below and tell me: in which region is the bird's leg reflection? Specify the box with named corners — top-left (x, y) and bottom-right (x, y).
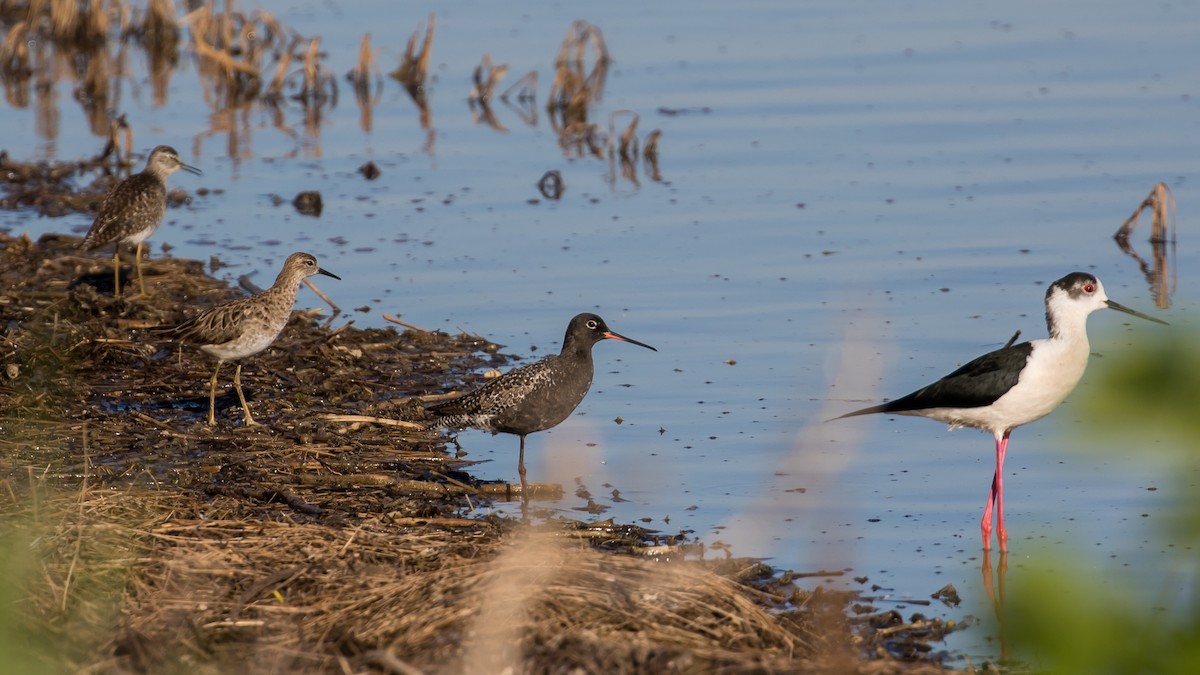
top-left (981, 549), bottom-right (1010, 663)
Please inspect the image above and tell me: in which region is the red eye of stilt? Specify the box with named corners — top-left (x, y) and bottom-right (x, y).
top-left (1083, 284), bottom-right (1094, 293)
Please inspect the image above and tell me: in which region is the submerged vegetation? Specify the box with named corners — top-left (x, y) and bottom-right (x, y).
top-left (0, 0), bottom-right (661, 185)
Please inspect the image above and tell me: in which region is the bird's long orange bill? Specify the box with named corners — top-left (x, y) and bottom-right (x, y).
top-left (1105, 300), bottom-right (1167, 325)
top-left (604, 331), bottom-right (657, 352)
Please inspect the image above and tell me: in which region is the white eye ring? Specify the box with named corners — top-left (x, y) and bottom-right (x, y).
top-left (586, 320), bottom-right (598, 329)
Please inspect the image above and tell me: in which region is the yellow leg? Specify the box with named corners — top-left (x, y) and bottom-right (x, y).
top-left (233, 364), bottom-right (261, 427)
top-left (112, 248), bottom-right (121, 296)
top-left (134, 241), bottom-right (147, 296)
top-left (208, 362), bottom-right (222, 426)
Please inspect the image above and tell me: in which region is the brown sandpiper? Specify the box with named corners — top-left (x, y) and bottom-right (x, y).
top-left (81, 145), bottom-right (201, 296)
top-left (147, 252), bottom-right (340, 426)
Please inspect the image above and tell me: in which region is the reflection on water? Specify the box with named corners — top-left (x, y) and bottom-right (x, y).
top-left (2, 0), bottom-right (1199, 666)
top-left (0, 2), bottom-right (661, 189)
top-left (1114, 182), bottom-right (1177, 309)
top-left (980, 550), bottom-right (1010, 663)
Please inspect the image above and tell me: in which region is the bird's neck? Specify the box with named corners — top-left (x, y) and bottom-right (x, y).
top-left (559, 340), bottom-right (595, 366)
top-left (1045, 312), bottom-right (1091, 352)
top-left (266, 275), bottom-right (304, 306)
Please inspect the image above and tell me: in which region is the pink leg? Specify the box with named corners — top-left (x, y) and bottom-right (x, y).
top-left (981, 432), bottom-right (1010, 551)
top-left (995, 432), bottom-right (1009, 550)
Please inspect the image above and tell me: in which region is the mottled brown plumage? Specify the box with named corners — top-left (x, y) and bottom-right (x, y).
top-left (81, 145), bottom-right (201, 295)
top-left (148, 252), bottom-right (340, 426)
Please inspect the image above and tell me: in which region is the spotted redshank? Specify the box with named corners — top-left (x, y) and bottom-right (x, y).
top-left (147, 252), bottom-right (340, 426)
top-left (426, 313), bottom-right (656, 496)
top-left (81, 145), bottom-right (201, 296)
top-left (833, 272), bottom-right (1166, 551)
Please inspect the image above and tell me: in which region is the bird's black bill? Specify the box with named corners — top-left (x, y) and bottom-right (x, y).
top-left (604, 331), bottom-right (657, 352)
top-left (1105, 299), bottom-right (1167, 325)
top-left (318, 268), bottom-right (341, 280)
top-left (180, 163), bottom-right (203, 175)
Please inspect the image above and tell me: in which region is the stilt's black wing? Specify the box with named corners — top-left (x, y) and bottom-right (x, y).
top-left (879, 342), bottom-right (1034, 412)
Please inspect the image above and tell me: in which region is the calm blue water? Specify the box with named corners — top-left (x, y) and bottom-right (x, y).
top-left (3, 0), bottom-right (1198, 663)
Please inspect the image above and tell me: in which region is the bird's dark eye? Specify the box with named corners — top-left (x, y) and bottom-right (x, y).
top-left (1083, 283), bottom-right (1095, 294)
top-left (586, 320), bottom-right (598, 329)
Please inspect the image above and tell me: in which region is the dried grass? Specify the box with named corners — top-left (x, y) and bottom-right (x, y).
top-left (469, 53), bottom-right (508, 105)
top-left (390, 13), bottom-right (436, 102)
top-left (347, 34), bottom-right (381, 133)
top-left (0, 226), bottom-right (955, 673)
top-left (1114, 182), bottom-right (1177, 309)
top-left (547, 20), bottom-right (609, 134)
top-left (139, 0), bottom-right (181, 105)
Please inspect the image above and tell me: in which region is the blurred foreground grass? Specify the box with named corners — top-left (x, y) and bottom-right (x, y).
top-left (1005, 330), bottom-right (1200, 673)
top-left (0, 481), bottom-right (141, 675)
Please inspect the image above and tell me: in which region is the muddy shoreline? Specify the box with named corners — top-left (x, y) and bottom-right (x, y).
top-left (0, 224), bottom-right (962, 672)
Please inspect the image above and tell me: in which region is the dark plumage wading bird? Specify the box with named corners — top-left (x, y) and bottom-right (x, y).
top-left (147, 252), bottom-right (340, 427)
top-left (426, 313), bottom-right (657, 492)
top-left (81, 145), bottom-right (201, 296)
top-left (833, 272), bottom-right (1166, 552)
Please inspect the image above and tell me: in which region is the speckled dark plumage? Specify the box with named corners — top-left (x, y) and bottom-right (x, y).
top-left (426, 313), bottom-right (656, 489)
top-left (148, 252), bottom-right (340, 426)
top-left (81, 145), bottom-right (200, 295)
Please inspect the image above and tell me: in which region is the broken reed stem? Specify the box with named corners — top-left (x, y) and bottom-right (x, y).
top-left (470, 53), bottom-right (508, 104)
top-left (302, 36), bottom-right (320, 98)
top-left (391, 13), bottom-right (435, 98)
top-left (349, 33), bottom-right (375, 87)
top-left (1115, 182), bottom-right (1176, 243)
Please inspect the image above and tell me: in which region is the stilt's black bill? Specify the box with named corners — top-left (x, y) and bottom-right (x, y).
top-left (1105, 300), bottom-right (1167, 325)
top-left (180, 163), bottom-right (202, 175)
top-left (318, 268), bottom-right (341, 280)
top-left (603, 331), bottom-right (657, 351)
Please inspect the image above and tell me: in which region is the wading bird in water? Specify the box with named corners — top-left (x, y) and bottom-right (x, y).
top-left (834, 272), bottom-right (1166, 551)
top-left (426, 313), bottom-right (656, 501)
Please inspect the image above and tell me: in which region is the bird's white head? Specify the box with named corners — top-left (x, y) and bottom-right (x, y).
top-left (1045, 272), bottom-right (1166, 339)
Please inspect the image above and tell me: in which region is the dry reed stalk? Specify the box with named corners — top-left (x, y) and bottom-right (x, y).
top-left (347, 35), bottom-right (379, 132)
top-left (302, 36), bottom-right (320, 95)
top-left (390, 13), bottom-right (435, 100)
top-left (144, 0), bottom-right (176, 34)
top-left (0, 21), bottom-right (31, 75)
top-left (348, 32), bottom-right (375, 89)
top-left (1115, 182), bottom-right (1175, 243)
top-left (1, 22), bottom-right (33, 109)
top-left (548, 20), bottom-right (609, 114)
top-left (264, 34), bottom-right (297, 100)
top-left (1114, 183), bottom-right (1177, 309)
top-left (497, 70), bottom-right (538, 126)
top-left (301, 34), bottom-right (335, 104)
top-left (94, 113), bottom-right (132, 167)
top-left (49, 0), bottom-right (78, 42)
top-left (469, 53), bottom-right (508, 104)
top-left (501, 69), bottom-right (536, 103)
top-left (644, 129), bottom-right (663, 181)
top-left (139, 0), bottom-right (181, 106)
top-left (610, 110), bottom-right (640, 161)
top-left (79, 48), bottom-right (111, 135)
